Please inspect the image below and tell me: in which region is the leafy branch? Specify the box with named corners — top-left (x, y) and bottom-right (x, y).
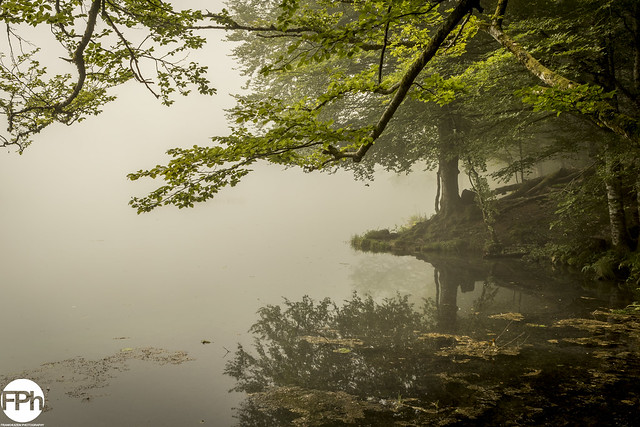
top-left (0, 0), bottom-right (215, 151)
top-left (128, 0), bottom-right (484, 211)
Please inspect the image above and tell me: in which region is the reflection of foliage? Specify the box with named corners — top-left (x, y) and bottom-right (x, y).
top-left (225, 293), bottom-right (436, 395)
top-left (235, 386), bottom-right (389, 427)
top-left (226, 293), bottom-right (640, 426)
top-left (472, 280), bottom-right (500, 313)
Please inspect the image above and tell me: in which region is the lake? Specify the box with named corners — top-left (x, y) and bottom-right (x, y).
top-left (1, 154), bottom-right (637, 426)
top-left (0, 138), bottom-right (439, 426)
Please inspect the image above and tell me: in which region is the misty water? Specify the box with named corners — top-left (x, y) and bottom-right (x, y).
top-left (0, 117), bottom-right (442, 425)
top-left (2, 142), bottom-right (639, 425)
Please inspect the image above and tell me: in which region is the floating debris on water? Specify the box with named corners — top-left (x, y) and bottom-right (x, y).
top-left (489, 312), bottom-right (525, 321)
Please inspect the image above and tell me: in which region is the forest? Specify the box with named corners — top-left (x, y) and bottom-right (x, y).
top-left (2, 0), bottom-right (640, 296)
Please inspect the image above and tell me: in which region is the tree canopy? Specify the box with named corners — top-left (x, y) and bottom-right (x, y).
top-left (124, 0), bottom-right (639, 215)
top-left (4, 0), bottom-right (640, 270)
top-left (128, 0), bottom-right (488, 211)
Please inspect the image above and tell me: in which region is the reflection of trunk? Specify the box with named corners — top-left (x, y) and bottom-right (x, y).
top-left (434, 264), bottom-right (478, 332)
top-left (435, 268), bottom-right (458, 333)
top-left (436, 110), bottom-right (462, 216)
top-left (604, 152), bottom-right (629, 250)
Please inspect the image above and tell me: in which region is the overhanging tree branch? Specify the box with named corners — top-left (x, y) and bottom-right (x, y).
top-left (12, 0), bottom-right (101, 117)
top-left (1, 0), bottom-right (214, 151)
top-left (481, 0), bottom-right (573, 89)
top-left (326, 0), bottom-right (483, 163)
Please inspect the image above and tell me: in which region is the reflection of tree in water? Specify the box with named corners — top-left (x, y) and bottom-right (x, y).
top-left (226, 294), bottom-right (436, 394)
top-left (431, 256), bottom-right (505, 335)
top-left (433, 261), bottom-right (478, 333)
top-left (225, 293), bottom-right (640, 426)
top-left (471, 280), bottom-right (500, 313)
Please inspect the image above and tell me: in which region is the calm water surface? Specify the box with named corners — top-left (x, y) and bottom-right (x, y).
top-left (0, 140), bottom-right (442, 426)
top-left (2, 166), bottom-right (636, 426)
top-left (223, 257), bottom-right (639, 426)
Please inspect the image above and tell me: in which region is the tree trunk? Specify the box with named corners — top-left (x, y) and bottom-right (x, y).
top-left (630, 182), bottom-right (640, 248)
top-left (466, 163), bottom-right (501, 253)
top-left (604, 152), bottom-right (630, 250)
top-left (633, 3), bottom-right (640, 94)
top-left (605, 179), bottom-right (627, 249)
top-left (438, 154), bottom-right (461, 215)
top-left (435, 169), bottom-right (441, 214)
top-left (436, 110), bottom-right (462, 216)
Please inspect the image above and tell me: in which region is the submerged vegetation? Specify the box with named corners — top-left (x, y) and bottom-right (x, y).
top-left (4, 1), bottom-right (640, 424)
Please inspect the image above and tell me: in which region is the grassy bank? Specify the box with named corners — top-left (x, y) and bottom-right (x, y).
top-left (351, 168), bottom-right (640, 297)
top-left (351, 186), bottom-right (557, 258)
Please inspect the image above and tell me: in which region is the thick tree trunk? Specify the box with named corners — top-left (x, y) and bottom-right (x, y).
top-left (438, 155), bottom-right (461, 215)
top-left (436, 111), bottom-right (462, 216)
top-left (633, 3), bottom-right (640, 93)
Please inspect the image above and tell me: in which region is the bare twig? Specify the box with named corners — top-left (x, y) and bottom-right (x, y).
top-left (378, 5), bottom-right (393, 85)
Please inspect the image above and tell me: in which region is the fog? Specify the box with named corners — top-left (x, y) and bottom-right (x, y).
top-left (0, 50), bottom-right (436, 355)
top-left (0, 8), bottom-right (442, 424)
